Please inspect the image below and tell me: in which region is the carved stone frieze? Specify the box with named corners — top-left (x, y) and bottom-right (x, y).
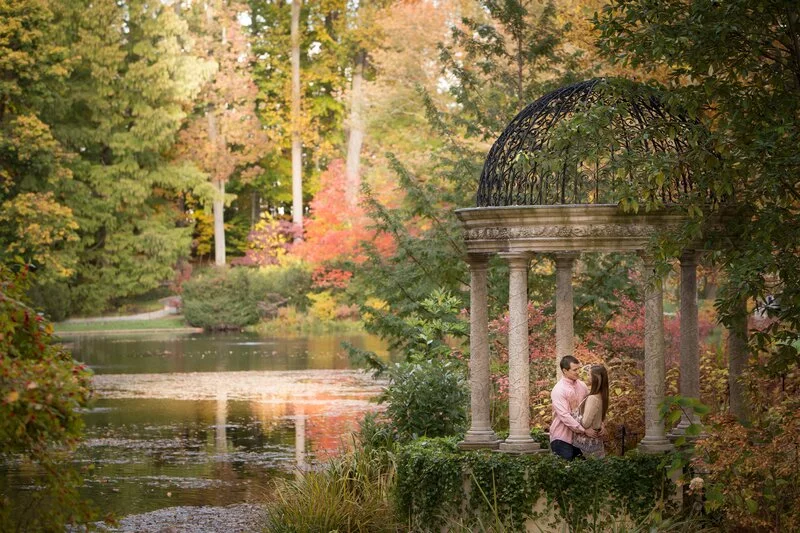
top-left (465, 223), bottom-right (679, 241)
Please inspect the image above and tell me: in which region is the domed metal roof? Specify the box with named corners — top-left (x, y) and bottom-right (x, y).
top-left (477, 78), bottom-right (699, 208)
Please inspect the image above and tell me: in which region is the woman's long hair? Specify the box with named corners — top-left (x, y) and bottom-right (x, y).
top-left (589, 365), bottom-right (609, 421)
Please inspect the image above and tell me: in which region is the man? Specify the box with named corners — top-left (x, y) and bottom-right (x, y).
top-left (549, 355), bottom-right (599, 460)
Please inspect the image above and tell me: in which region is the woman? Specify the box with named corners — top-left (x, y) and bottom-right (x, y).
top-left (574, 364), bottom-right (608, 458)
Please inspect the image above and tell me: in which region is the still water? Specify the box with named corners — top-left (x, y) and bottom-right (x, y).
top-left (5, 331), bottom-right (390, 518)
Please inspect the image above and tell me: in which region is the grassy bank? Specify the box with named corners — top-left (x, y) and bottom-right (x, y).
top-left (248, 318), bottom-right (366, 335)
top-left (55, 316), bottom-right (366, 335)
top-left (54, 317), bottom-right (192, 333)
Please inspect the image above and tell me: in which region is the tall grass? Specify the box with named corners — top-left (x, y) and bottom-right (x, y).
top-left (264, 445), bottom-right (401, 532)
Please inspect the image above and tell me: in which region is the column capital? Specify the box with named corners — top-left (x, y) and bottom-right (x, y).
top-left (554, 252), bottom-right (579, 267)
top-left (679, 249), bottom-right (700, 266)
top-left (465, 253), bottom-right (490, 269)
top-left (499, 251), bottom-right (532, 269)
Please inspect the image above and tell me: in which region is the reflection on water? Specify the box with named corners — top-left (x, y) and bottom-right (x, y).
top-left (61, 331), bottom-right (388, 375)
top-left (0, 331), bottom-right (390, 518)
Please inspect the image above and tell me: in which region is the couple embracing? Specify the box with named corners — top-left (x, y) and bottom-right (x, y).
top-left (549, 355), bottom-right (608, 460)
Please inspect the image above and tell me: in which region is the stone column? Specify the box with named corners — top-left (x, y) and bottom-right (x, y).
top-left (673, 250), bottom-right (702, 435)
top-left (554, 253), bottom-right (578, 377)
top-left (459, 254), bottom-right (500, 450)
top-left (638, 254), bottom-right (673, 453)
top-left (499, 252), bottom-right (542, 453)
top-left (728, 299), bottom-right (749, 423)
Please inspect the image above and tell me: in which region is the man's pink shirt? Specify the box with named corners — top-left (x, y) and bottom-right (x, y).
top-left (549, 377), bottom-right (589, 444)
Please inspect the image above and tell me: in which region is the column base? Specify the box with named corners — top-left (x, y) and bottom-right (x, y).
top-left (458, 439), bottom-right (501, 451)
top-left (668, 417), bottom-right (706, 441)
top-left (637, 436), bottom-right (674, 454)
top-left (668, 427), bottom-right (706, 442)
top-left (499, 439), bottom-right (546, 454)
top-left (458, 430), bottom-right (501, 450)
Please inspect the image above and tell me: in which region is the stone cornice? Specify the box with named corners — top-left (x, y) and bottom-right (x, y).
top-left (455, 204), bottom-right (688, 253)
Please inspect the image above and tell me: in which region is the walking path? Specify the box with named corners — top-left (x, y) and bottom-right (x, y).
top-left (62, 297), bottom-right (181, 324)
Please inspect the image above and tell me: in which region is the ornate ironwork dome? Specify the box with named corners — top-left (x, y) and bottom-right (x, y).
top-left (477, 78), bottom-right (699, 207)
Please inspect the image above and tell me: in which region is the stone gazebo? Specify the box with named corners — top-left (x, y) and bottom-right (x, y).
top-left (455, 79), bottom-right (704, 454)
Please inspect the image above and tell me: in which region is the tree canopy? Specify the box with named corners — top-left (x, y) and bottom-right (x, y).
top-left (594, 0), bottom-right (800, 372)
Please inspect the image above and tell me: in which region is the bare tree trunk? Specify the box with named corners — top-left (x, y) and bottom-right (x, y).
top-left (345, 49), bottom-right (366, 208)
top-left (291, 0), bottom-right (303, 240)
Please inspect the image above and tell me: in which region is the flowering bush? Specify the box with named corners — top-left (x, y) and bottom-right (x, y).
top-left (583, 294), bottom-right (645, 360)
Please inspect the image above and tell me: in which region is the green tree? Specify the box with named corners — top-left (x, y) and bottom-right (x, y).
top-left (594, 0), bottom-right (800, 372)
top-left (439, 0), bottom-right (584, 140)
top-left (49, 0), bottom-right (212, 313)
top-left (0, 0), bottom-right (80, 284)
top-left (249, 0), bottom-right (348, 211)
top-left (357, 0), bottom-right (592, 332)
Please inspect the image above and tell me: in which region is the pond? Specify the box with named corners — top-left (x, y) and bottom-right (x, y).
top-left (1, 330), bottom-right (391, 519)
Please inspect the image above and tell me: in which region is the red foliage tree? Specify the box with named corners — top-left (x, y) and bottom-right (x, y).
top-left (294, 160), bottom-right (394, 267)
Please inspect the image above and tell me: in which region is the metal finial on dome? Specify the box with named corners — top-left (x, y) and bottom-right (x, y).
top-left (477, 78), bottom-right (698, 208)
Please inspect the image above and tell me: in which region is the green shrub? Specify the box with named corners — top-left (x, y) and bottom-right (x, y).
top-left (27, 280), bottom-right (72, 322)
top-left (381, 359), bottom-right (469, 442)
top-left (256, 259), bottom-right (314, 313)
top-left (183, 262), bottom-right (315, 330)
top-left (183, 268), bottom-right (262, 330)
top-left (395, 438), bottom-right (676, 532)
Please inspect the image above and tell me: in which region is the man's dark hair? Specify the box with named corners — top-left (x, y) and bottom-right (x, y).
top-left (559, 355), bottom-right (579, 371)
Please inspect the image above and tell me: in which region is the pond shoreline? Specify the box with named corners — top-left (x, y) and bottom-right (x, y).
top-left (95, 503), bottom-right (266, 532)
top-left (56, 327), bottom-right (204, 336)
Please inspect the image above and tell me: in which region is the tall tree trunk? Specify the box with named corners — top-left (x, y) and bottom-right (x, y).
top-left (213, 180), bottom-right (226, 266)
top-left (207, 108), bottom-right (226, 266)
top-left (251, 190), bottom-right (260, 228)
top-left (291, 0), bottom-right (303, 239)
top-left (345, 49), bottom-right (366, 208)
top-left (206, 0), bottom-right (226, 266)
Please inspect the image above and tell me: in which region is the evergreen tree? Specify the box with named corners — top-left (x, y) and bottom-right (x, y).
top-left (50, 0), bottom-right (212, 312)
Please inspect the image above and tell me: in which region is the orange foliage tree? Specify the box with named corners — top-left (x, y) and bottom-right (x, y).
top-left (294, 159), bottom-right (394, 272)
